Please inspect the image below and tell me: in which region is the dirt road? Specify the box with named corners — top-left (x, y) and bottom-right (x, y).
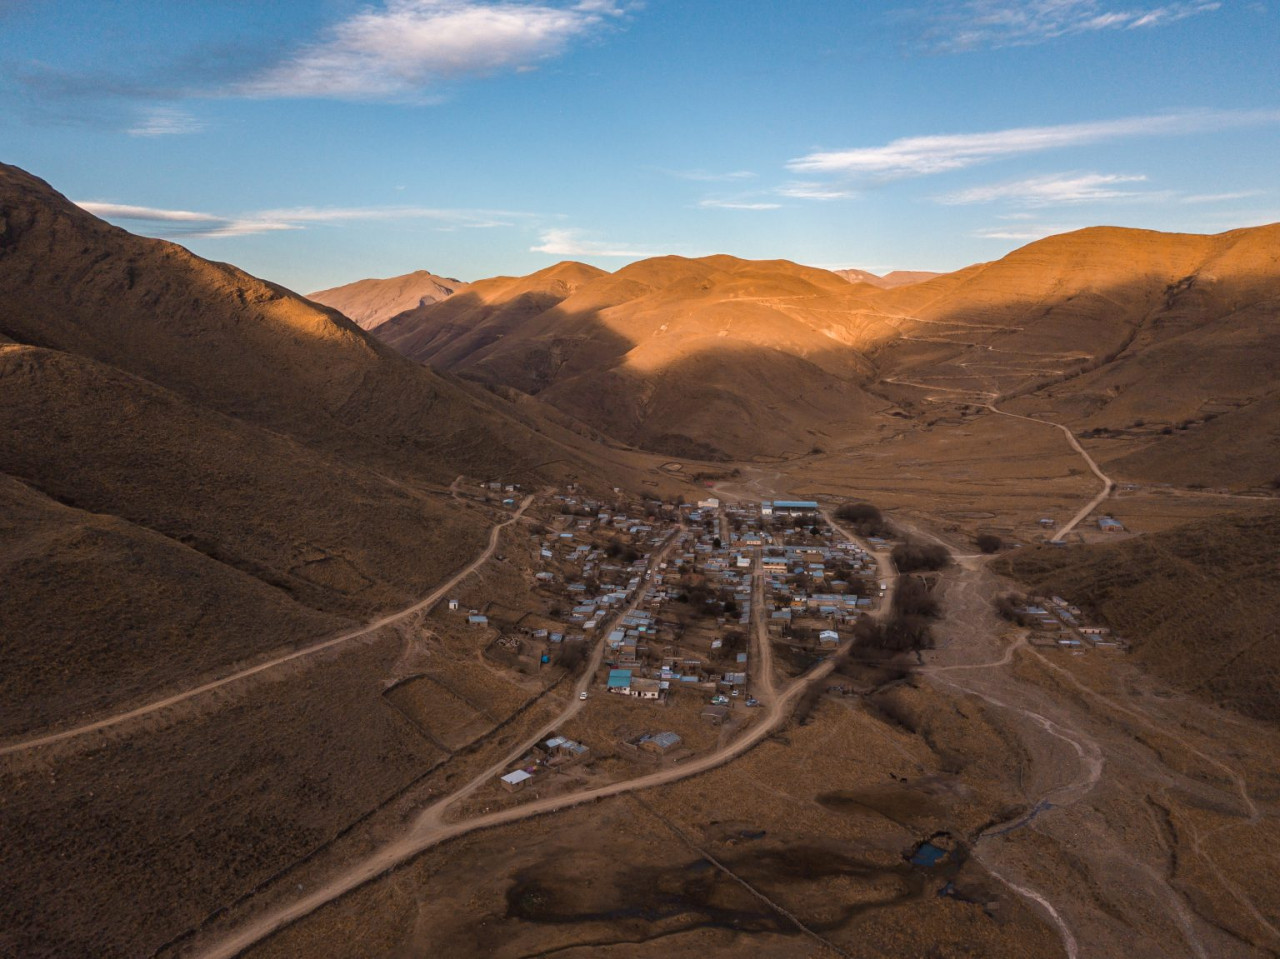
top-left (822, 507), bottom-right (898, 616)
top-left (186, 522), bottom-right (854, 959)
top-left (413, 524), bottom-right (685, 829)
top-left (0, 495), bottom-right (536, 759)
top-left (984, 401), bottom-right (1114, 541)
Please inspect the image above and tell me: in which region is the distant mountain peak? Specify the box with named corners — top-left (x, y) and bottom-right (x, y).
top-left (308, 269), bottom-right (468, 330)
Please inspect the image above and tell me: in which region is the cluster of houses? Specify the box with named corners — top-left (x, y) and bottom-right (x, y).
top-left (1017, 594), bottom-right (1127, 652)
top-left (498, 733), bottom-right (593, 792)
top-left (472, 488), bottom-right (897, 800)
top-left (761, 531), bottom-right (882, 645)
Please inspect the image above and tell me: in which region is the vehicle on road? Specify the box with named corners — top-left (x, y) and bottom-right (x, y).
top-left (579, 691), bottom-right (588, 700)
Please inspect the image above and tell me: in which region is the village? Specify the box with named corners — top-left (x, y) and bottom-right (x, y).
top-left (437, 485), bottom-right (890, 806)
top-left (433, 481), bottom-right (1129, 810)
top-left (1012, 594), bottom-right (1129, 654)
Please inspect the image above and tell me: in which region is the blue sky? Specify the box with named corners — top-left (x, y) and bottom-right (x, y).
top-left (4, 0), bottom-right (1278, 292)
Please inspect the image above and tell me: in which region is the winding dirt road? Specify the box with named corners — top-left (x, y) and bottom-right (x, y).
top-left (186, 512), bottom-right (849, 952)
top-left (0, 494), bottom-right (536, 759)
top-left (983, 401), bottom-right (1115, 541)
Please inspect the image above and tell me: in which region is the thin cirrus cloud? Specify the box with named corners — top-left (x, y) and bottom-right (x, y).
top-left (234, 0), bottom-right (632, 101)
top-left (912, 0), bottom-right (1222, 53)
top-left (76, 201), bottom-right (525, 238)
top-left (531, 227), bottom-right (656, 257)
top-left (788, 109), bottom-right (1280, 181)
top-left (696, 198), bottom-right (782, 211)
top-left (972, 223), bottom-right (1081, 240)
top-left (938, 172), bottom-right (1151, 206)
top-left (775, 182), bottom-right (858, 200)
top-left (127, 107), bottom-right (205, 137)
top-left (659, 169), bottom-right (758, 182)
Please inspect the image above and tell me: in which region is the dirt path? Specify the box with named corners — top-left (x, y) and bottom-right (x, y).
top-left (188, 652), bottom-right (841, 959)
top-left (821, 507), bottom-right (898, 616)
top-left (185, 518), bottom-right (858, 959)
top-left (983, 401), bottom-right (1115, 541)
top-left (413, 524), bottom-right (686, 830)
top-left (914, 546), bottom-right (1279, 959)
top-left (751, 550), bottom-right (779, 704)
top-left (0, 495), bottom-right (536, 759)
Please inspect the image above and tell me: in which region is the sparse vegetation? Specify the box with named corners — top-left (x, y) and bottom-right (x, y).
top-left (834, 502), bottom-right (894, 538)
top-left (891, 540), bottom-right (950, 572)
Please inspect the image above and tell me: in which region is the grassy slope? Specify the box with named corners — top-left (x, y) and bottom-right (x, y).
top-left (0, 163), bottom-right (661, 729)
top-left (995, 510), bottom-right (1280, 722)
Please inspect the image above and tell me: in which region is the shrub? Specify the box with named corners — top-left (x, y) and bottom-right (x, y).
top-left (893, 576), bottom-right (941, 619)
top-left (834, 502), bottom-right (894, 538)
top-left (891, 541), bottom-right (951, 572)
top-left (976, 533), bottom-right (1003, 554)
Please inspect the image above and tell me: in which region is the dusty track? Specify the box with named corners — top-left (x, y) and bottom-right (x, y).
top-left (983, 401), bottom-right (1115, 541)
top-left (186, 519), bottom-right (851, 959)
top-left (0, 494), bottom-right (535, 758)
top-left (189, 642), bottom-right (840, 959)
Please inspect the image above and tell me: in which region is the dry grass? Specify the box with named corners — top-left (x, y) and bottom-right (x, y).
top-left (996, 509), bottom-right (1280, 722)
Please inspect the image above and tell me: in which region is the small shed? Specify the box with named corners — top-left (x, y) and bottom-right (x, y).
top-left (701, 705), bottom-right (730, 725)
top-left (639, 731), bottom-right (682, 754)
top-left (500, 770), bottom-right (533, 792)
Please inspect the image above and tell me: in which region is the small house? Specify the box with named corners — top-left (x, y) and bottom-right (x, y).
top-left (638, 731), bottom-right (682, 754)
top-left (702, 704), bottom-right (730, 725)
top-left (500, 770), bottom-right (533, 792)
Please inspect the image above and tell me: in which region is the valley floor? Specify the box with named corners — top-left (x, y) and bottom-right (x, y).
top-left (4, 431), bottom-right (1278, 959)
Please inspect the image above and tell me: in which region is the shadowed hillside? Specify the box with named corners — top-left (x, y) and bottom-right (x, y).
top-left (0, 163), bottom-right (653, 730)
top-left (378, 255), bottom-right (891, 460)
top-left (308, 269), bottom-right (465, 330)
top-left (995, 510), bottom-right (1280, 722)
top-left (378, 224), bottom-right (1280, 483)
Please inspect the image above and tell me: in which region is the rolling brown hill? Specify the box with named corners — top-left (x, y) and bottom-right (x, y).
top-left (377, 254), bottom-right (896, 460)
top-left (307, 268), bottom-right (465, 330)
top-left (0, 162), bottom-right (653, 731)
top-left (995, 509), bottom-right (1280, 722)
top-left (378, 224), bottom-right (1280, 484)
top-left (860, 225), bottom-right (1280, 487)
top-left (833, 268), bottom-right (941, 288)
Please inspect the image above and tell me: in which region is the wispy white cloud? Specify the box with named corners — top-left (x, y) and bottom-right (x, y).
top-left (912, 0), bottom-right (1222, 52)
top-left (531, 227), bottom-right (654, 257)
top-left (76, 200), bottom-right (525, 238)
top-left (127, 106), bottom-right (205, 137)
top-left (972, 223), bottom-right (1081, 240)
top-left (235, 0), bottom-right (631, 102)
top-left (939, 171), bottom-right (1151, 205)
top-left (776, 181), bottom-right (858, 200)
top-left (660, 169), bottom-right (758, 182)
top-left (696, 198), bottom-right (782, 210)
top-left (1179, 190), bottom-right (1267, 203)
top-left (788, 109), bottom-right (1280, 180)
